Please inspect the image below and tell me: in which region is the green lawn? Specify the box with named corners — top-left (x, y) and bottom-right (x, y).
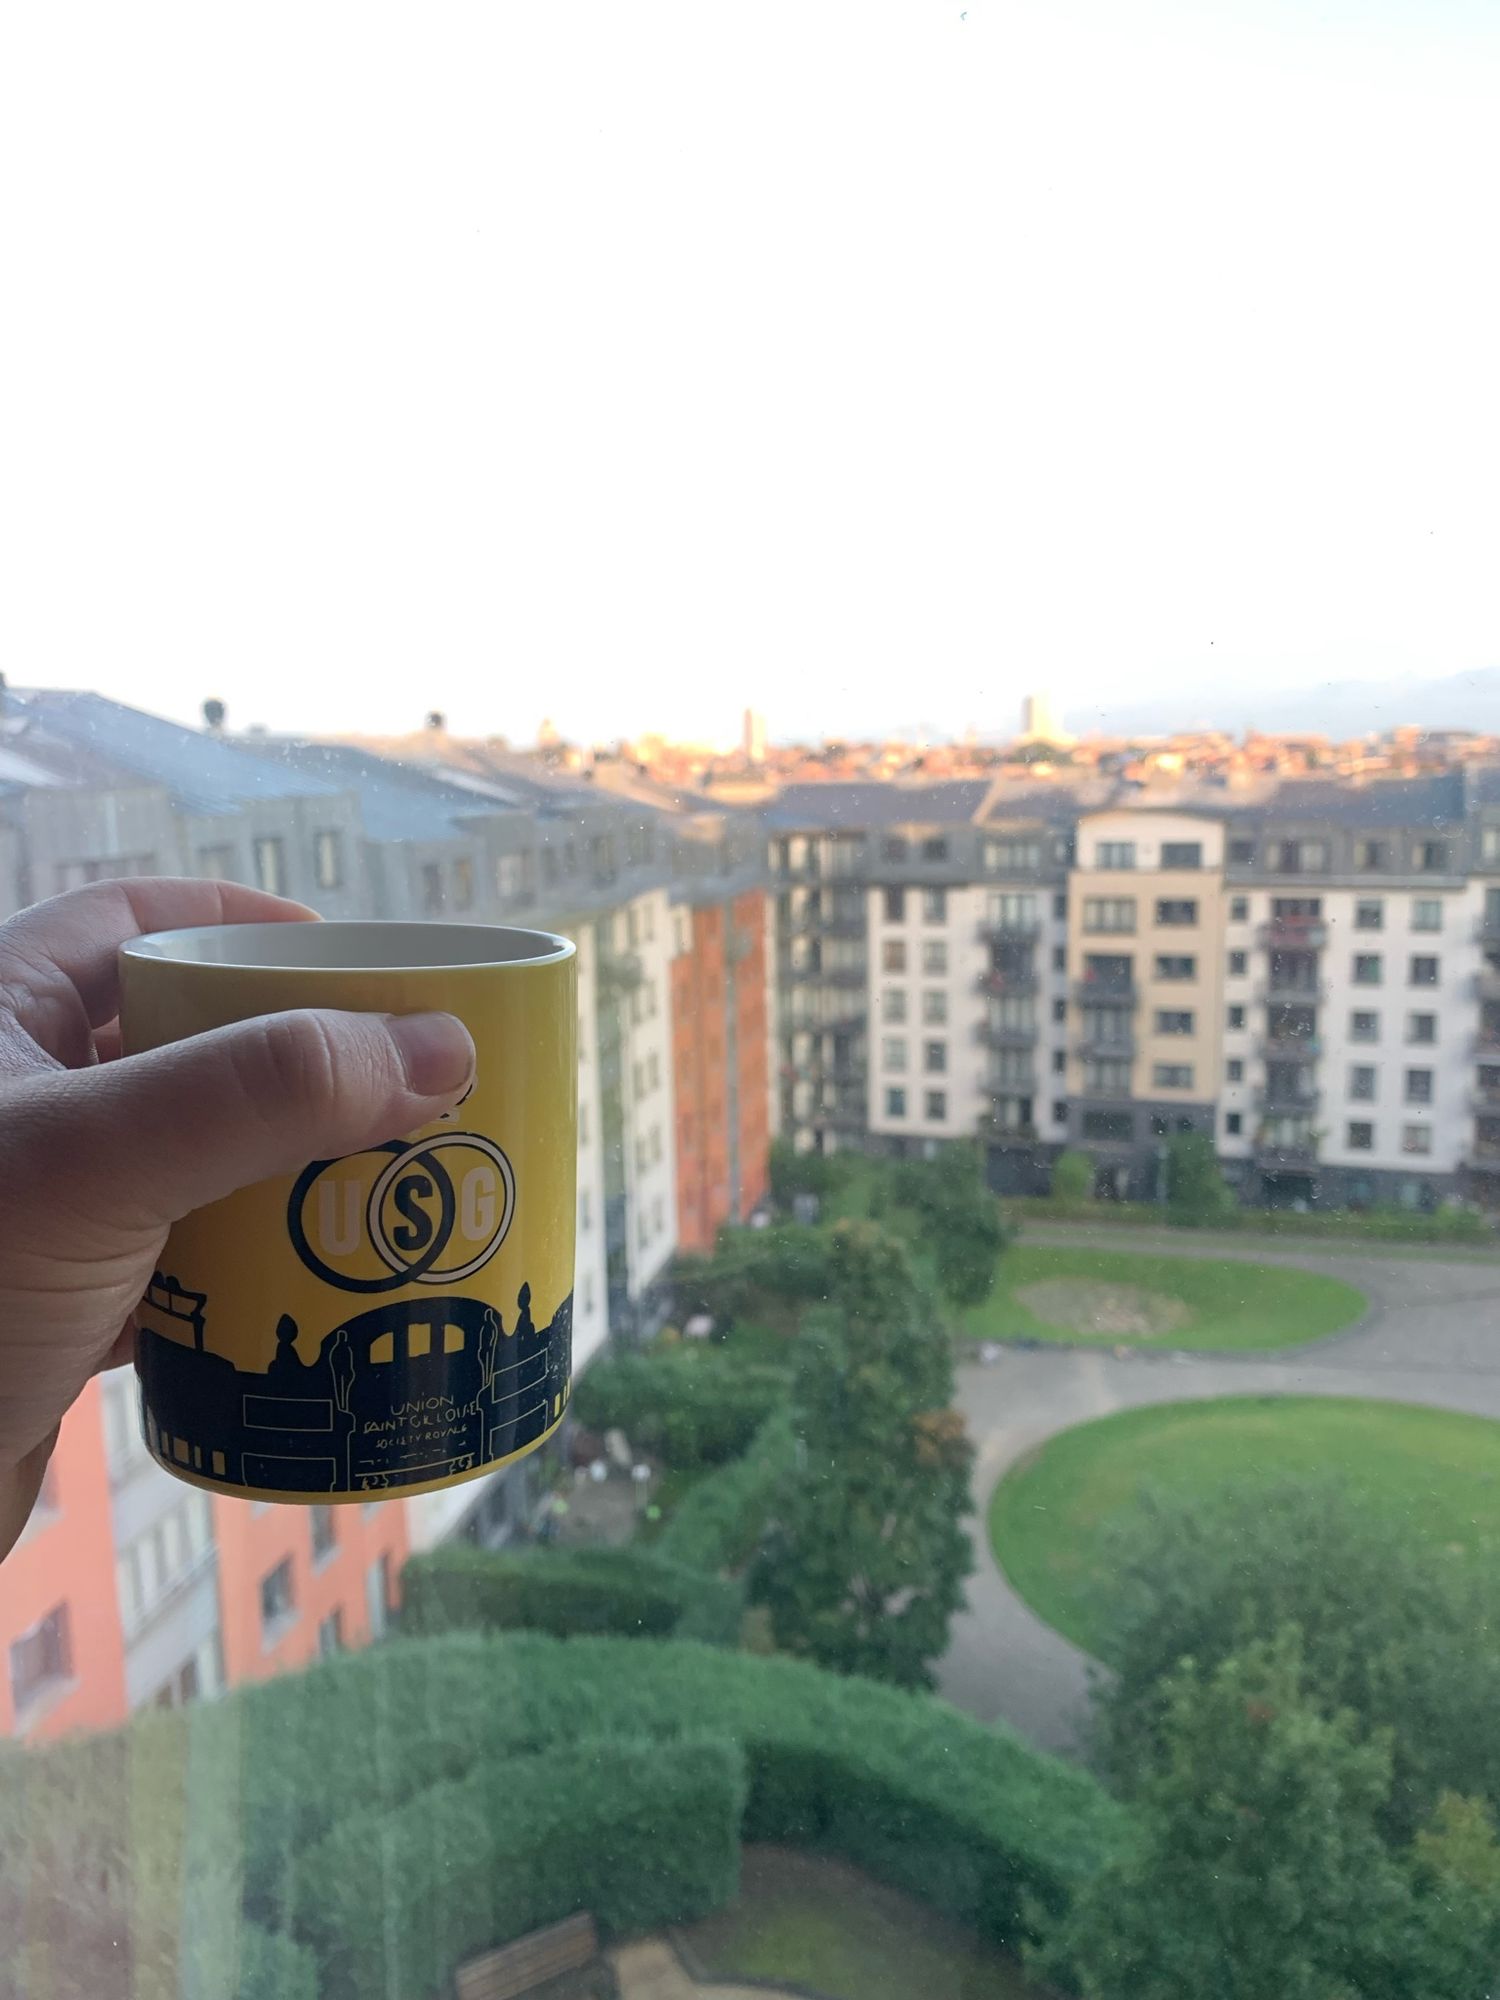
top-left (990, 1396), bottom-right (1500, 1656)
top-left (959, 1243), bottom-right (1364, 1351)
top-left (674, 1845), bottom-right (1046, 1998)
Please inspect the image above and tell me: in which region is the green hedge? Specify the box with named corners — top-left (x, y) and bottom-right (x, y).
top-left (570, 1346), bottom-right (788, 1466)
top-left (655, 1410), bottom-right (798, 1573)
top-left (1007, 1196), bottom-right (1492, 1245)
top-left (296, 1734), bottom-right (744, 2000)
top-left (401, 1543), bottom-right (743, 1647)
top-left (1, 1634), bottom-right (1125, 1988)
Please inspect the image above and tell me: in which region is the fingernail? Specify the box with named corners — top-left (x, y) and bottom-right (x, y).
top-left (386, 1012), bottom-right (476, 1098)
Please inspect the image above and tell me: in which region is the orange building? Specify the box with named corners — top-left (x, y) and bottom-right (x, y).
top-left (672, 887), bottom-right (771, 1253)
top-left (0, 1383), bottom-right (128, 1741)
top-left (212, 1491), bottom-right (408, 1686)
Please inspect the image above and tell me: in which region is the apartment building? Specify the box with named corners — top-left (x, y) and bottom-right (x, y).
top-left (0, 690), bottom-right (774, 1741)
top-left (767, 768), bottom-right (1500, 1215)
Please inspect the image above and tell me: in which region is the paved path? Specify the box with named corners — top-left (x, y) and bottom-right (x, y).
top-left (611, 1937), bottom-right (779, 1998)
top-left (939, 1231), bottom-right (1500, 1755)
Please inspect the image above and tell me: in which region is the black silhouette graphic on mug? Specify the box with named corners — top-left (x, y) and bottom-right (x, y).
top-left (136, 1272), bottom-right (572, 1495)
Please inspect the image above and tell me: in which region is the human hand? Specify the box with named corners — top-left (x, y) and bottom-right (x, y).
top-left (0, 880), bottom-right (476, 1557)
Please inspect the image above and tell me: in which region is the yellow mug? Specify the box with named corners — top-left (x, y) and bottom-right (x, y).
top-left (118, 921), bottom-right (577, 1505)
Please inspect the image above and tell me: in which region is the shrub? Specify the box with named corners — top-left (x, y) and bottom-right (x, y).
top-left (401, 1543), bottom-right (743, 1647)
top-left (655, 1410), bottom-right (798, 1573)
top-left (1050, 1150), bottom-right (1094, 1203)
top-left (1164, 1132), bottom-right (1235, 1227)
top-left (296, 1733), bottom-right (744, 2000)
top-left (570, 1347), bottom-right (787, 1466)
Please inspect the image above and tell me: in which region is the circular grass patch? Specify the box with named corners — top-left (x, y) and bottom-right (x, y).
top-left (988, 1395), bottom-right (1500, 1656)
top-left (960, 1243), bottom-right (1365, 1351)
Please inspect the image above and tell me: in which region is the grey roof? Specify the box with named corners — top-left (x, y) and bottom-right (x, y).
top-left (262, 740), bottom-right (528, 844)
top-left (10, 690), bottom-right (343, 816)
top-left (764, 780), bottom-right (991, 831)
top-left (1251, 773), bottom-right (1467, 830)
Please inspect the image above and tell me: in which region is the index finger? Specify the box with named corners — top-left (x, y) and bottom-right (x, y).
top-left (0, 878), bottom-right (318, 1034)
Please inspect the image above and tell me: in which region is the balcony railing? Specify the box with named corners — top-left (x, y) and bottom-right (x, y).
top-left (1257, 1086), bottom-right (1322, 1114)
top-left (1254, 1139), bottom-right (1320, 1171)
top-left (985, 1070), bottom-right (1036, 1097)
top-left (1472, 1086), bottom-right (1500, 1114)
top-left (1468, 1138), bottom-right (1500, 1169)
top-left (783, 963), bottom-right (865, 988)
top-left (976, 1018), bottom-right (1038, 1050)
top-left (1075, 1031), bottom-right (1135, 1061)
top-left (978, 1118), bottom-right (1041, 1147)
top-left (1258, 919), bottom-right (1329, 949)
top-left (1475, 968), bottom-right (1500, 1003)
top-left (976, 915), bottom-right (1042, 942)
top-left (1259, 1034), bottom-right (1321, 1061)
top-left (780, 908), bottom-right (866, 939)
top-left (1259, 977), bottom-right (1327, 1002)
top-left (1072, 978), bottom-right (1137, 1007)
top-left (1476, 912), bottom-right (1500, 942)
top-left (977, 969), bottom-right (1040, 999)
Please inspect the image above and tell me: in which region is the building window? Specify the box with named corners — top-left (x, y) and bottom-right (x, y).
top-left (1228, 842), bottom-right (1255, 868)
top-left (1051, 1049), bottom-right (1067, 1075)
top-left (1409, 956), bottom-right (1439, 988)
top-left (579, 1189), bottom-right (592, 1231)
top-left (925, 1090), bottom-right (947, 1121)
top-left (1095, 841), bottom-right (1136, 870)
top-left (1154, 1010), bottom-right (1194, 1035)
top-left (882, 940), bottom-right (907, 973)
top-left (1417, 840), bottom-right (1449, 873)
top-left (1153, 1063), bottom-right (1193, 1089)
top-left (1226, 1058), bottom-right (1244, 1083)
top-left (885, 1087), bottom-right (907, 1118)
top-left (1411, 899), bottom-right (1443, 933)
top-left (1402, 1124), bottom-right (1433, 1156)
top-left (1270, 838), bottom-right (1328, 874)
top-left (452, 857), bottom-right (474, 911)
top-left (1227, 951), bottom-right (1247, 977)
top-left (317, 1609), bottom-right (345, 1660)
top-left (1082, 1109), bottom-right (1133, 1141)
top-left (1087, 1058), bottom-right (1133, 1096)
top-left (919, 836), bottom-right (948, 863)
top-left (923, 1040), bottom-right (947, 1075)
top-left (1348, 1066), bottom-right (1376, 1102)
top-left (1155, 955), bottom-right (1196, 981)
top-left (883, 1037), bottom-right (907, 1072)
top-left (1407, 1013), bottom-right (1437, 1045)
top-left (983, 837), bottom-right (1043, 872)
top-left (259, 1558), bottom-right (296, 1644)
top-left (421, 862), bottom-right (444, 914)
top-left (1155, 900), bottom-right (1198, 926)
top-left (1226, 1004), bottom-right (1246, 1030)
top-left (882, 836), bottom-right (908, 863)
top-left (1350, 1011), bottom-right (1379, 1042)
top-left (1353, 955), bottom-right (1382, 986)
top-left (1229, 894), bottom-right (1249, 921)
top-left (1052, 1099), bottom-right (1068, 1124)
top-left (884, 887), bottom-right (905, 922)
top-left (1161, 842), bottom-right (1203, 869)
top-left (922, 939), bottom-right (948, 976)
top-left (1355, 839), bottom-right (1387, 872)
top-left (314, 830), bottom-right (344, 890)
top-left (922, 989), bottom-right (948, 1025)
top-left (197, 843), bottom-right (236, 881)
top-left (1346, 1122), bottom-right (1375, 1151)
top-left (1354, 900), bottom-right (1383, 931)
top-left (1051, 944), bottom-right (1066, 971)
top-left (1225, 1111), bottom-right (1243, 1136)
top-left (9, 1604), bottom-right (71, 1712)
top-left (1052, 997), bottom-right (1067, 1024)
top-left (882, 989), bottom-right (907, 1024)
top-left (1083, 897), bottom-right (1136, 933)
top-left (310, 1506), bottom-right (337, 1566)
top-left (1483, 826), bottom-right (1500, 864)
top-left (253, 836), bottom-right (287, 897)
top-left (1404, 1068), bottom-right (1434, 1105)
top-left (922, 888), bottom-right (947, 923)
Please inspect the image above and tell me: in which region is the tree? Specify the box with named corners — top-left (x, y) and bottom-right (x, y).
top-left (1396, 1792), bottom-right (1500, 2000)
top-left (892, 1143), bottom-right (1009, 1312)
top-left (753, 1222), bottom-right (973, 1687)
top-left (1090, 1477), bottom-right (1500, 1842)
top-left (1164, 1130), bottom-right (1236, 1225)
top-left (1035, 1633), bottom-right (1413, 2000)
top-left (1050, 1148), bottom-right (1093, 1203)
top-left (768, 1136), bottom-right (846, 1212)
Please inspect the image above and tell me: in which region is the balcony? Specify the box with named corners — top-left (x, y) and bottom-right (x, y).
top-left (977, 969), bottom-right (1040, 1000)
top-left (817, 1100), bottom-right (867, 1133)
top-left (977, 914), bottom-right (1042, 943)
top-left (1075, 1029), bottom-right (1135, 1061)
top-left (1258, 919), bottom-right (1328, 949)
top-left (1475, 968), bottom-right (1500, 1004)
top-left (1468, 1138), bottom-right (1500, 1171)
top-left (1072, 978), bottom-right (1137, 1008)
top-left (985, 1070), bottom-right (1036, 1097)
top-left (1259, 978), bottom-right (1327, 1004)
top-left (976, 1018), bottom-right (1038, 1050)
top-left (978, 1117), bottom-right (1041, 1148)
top-left (1254, 1138), bottom-right (1320, 1173)
top-left (1472, 1085), bottom-right (1500, 1114)
top-left (783, 963), bottom-right (865, 989)
top-left (1256, 1085), bottom-right (1321, 1115)
top-left (1476, 912), bottom-right (1500, 942)
top-left (781, 907), bottom-right (866, 939)
top-left (1259, 1034), bottom-right (1321, 1062)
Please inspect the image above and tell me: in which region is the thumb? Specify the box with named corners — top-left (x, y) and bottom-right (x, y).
top-left (19, 1008), bottom-right (476, 1232)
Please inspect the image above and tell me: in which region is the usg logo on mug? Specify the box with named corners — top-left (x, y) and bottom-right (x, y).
top-left (288, 1133), bottom-right (517, 1293)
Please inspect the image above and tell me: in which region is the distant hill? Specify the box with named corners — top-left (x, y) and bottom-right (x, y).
top-left (1068, 666), bottom-right (1500, 741)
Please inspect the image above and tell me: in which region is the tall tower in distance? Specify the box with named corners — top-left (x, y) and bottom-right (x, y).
top-left (743, 707), bottom-right (768, 763)
top-left (1020, 691), bottom-right (1070, 744)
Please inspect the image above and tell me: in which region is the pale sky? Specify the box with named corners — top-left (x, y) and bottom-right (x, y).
top-left (3, 1), bottom-right (1498, 748)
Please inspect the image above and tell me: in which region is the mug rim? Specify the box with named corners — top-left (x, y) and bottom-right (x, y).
top-left (121, 920), bottom-right (576, 973)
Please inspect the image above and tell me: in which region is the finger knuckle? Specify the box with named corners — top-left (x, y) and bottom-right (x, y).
top-left (252, 1011), bottom-right (346, 1115)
